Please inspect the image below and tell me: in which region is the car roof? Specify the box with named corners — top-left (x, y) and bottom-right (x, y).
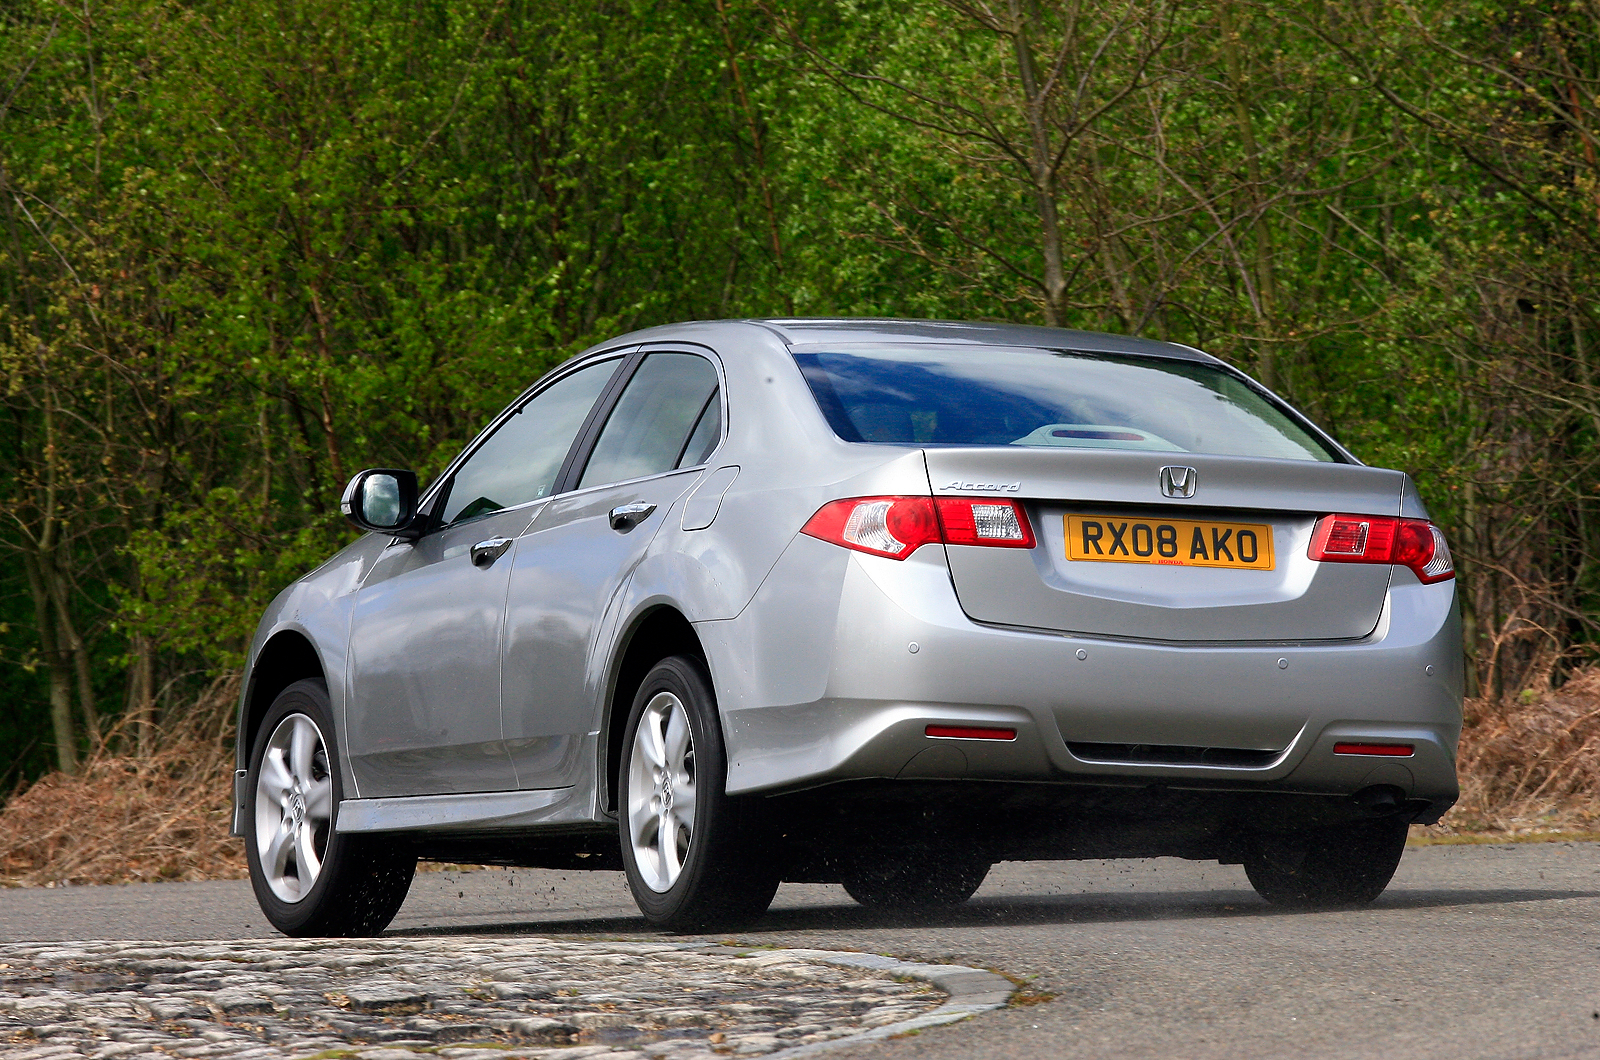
top-left (749, 318), bottom-right (1220, 364)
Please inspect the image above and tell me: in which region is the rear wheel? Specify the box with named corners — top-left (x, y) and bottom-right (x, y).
top-left (1243, 816), bottom-right (1409, 908)
top-left (619, 655), bottom-right (778, 931)
top-left (841, 853), bottom-right (990, 910)
top-left (245, 679), bottom-right (415, 936)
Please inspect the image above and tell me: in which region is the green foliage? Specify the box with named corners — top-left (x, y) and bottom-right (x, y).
top-left (2, 0), bottom-right (1598, 784)
top-left (118, 490), bottom-right (351, 670)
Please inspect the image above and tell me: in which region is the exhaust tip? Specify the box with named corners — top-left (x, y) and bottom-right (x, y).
top-left (1351, 785), bottom-right (1405, 816)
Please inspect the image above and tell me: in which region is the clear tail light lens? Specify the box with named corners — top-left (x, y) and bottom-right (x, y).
top-left (1308, 514), bottom-right (1454, 583)
top-left (801, 496), bottom-right (1035, 559)
top-left (801, 497), bottom-right (942, 559)
top-left (933, 498), bottom-right (1036, 548)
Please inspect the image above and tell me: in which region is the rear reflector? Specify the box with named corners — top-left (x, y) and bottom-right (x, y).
top-left (1333, 742), bottom-right (1414, 757)
top-left (925, 725), bottom-right (1017, 741)
top-left (801, 496), bottom-right (1035, 559)
top-left (1308, 514), bottom-right (1454, 583)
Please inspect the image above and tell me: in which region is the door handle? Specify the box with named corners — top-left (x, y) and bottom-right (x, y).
top-left (470, 537), bottom-right (513, 567)
top-left (609, 502), bottom-right (657, 532)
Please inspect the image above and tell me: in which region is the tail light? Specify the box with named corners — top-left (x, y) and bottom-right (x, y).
top-left (1308, 514), bottom-right (1454, 583)
top-left (801, 496), bottom-right (1035, 560)
top-left (935, 497), bottom-right (1036, 548)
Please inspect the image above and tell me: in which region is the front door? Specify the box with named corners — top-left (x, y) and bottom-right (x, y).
top-left (346, 507), bottom-right (533, 796)
top-left (502, 349), bottom-right (722, 789)
top-left (344, 356), bottom-right (624, 797)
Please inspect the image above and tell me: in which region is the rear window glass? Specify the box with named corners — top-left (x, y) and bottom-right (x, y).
top-left (792, 345), bottom-right (1337, 463)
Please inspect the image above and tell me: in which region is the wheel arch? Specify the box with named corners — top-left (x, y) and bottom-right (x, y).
top-left (602, 605), bottom-right (709, 815)
top-left (243, 629), bottom-right (328, 762)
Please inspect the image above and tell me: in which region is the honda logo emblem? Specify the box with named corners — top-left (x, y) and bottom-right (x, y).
top-left (1159, 466), bottom-right (1198, 498)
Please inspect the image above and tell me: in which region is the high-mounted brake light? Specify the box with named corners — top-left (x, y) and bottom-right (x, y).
top-left (1308, 514), bottom-right (1454, 584)
top-left (800, 496), bottom-right (1036, 559)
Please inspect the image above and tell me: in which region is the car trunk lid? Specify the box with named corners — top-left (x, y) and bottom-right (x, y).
top-left (926, 448), bottom-right (1403, 642)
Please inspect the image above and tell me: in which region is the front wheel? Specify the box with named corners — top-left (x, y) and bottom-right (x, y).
top-left (245, 679), bottom-right (415, 936)
top-left (619, 655), bottom-right (778, 931)
top-left (1243, 816), bottom-right (1409, 908)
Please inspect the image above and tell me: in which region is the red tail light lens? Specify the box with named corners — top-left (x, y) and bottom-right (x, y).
top-left (801, 496), bottom-right (1035, 559)
top-left (800, 497), bottom-right (941, 559)
top-left (934, 498), bottom-right (1036, 548)
top-left (1308, 514), bottom-right (1454, 583)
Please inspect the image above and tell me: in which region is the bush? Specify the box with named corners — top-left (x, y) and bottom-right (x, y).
top-left (1422, 669), bottom-right (1600, 837)
top-left (0, 677), bottom-right (244, 887)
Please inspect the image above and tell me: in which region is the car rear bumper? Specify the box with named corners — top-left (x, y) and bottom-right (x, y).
top-left (701, 536), bottom-right (1461, 818)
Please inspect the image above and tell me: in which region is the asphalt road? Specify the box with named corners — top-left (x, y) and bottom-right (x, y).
top-left (3, 842), bottom-right (1598, 1060)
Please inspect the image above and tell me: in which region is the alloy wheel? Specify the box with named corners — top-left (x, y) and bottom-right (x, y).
top-left (253, 712), bottom-right (334, 903)
top-left (627, 690), bottom-right (697, 893)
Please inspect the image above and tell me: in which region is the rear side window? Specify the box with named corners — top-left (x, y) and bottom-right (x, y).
top-left (579, 353), bottom-right (720, 488)
top-left (793, 345), bottom-right (1336, 462)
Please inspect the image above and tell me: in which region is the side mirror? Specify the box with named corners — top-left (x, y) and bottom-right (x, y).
top-left (340, 469), bottom-right (420, 536)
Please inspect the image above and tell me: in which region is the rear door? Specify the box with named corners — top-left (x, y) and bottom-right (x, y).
top-left (926, 447), bottom-right (1403, 643)
top-left (501, 348), bottom-right (723, 790)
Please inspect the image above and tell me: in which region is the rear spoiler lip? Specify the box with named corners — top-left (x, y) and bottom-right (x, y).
top-left (923, 449), bottom-right (1406, 519)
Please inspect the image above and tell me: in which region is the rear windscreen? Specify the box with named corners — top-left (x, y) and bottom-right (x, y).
top-left (792, 345), bottom-right (1338, 462)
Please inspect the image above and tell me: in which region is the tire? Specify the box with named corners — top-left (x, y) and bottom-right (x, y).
top-left (1243, 816), bottom-right (1409, 909)
top-left (841, 853), bottom-right (990, 910)
top-left (618, 655), bottom-right (778, 931)
top-left (245, 679), bottom-right (416, 937)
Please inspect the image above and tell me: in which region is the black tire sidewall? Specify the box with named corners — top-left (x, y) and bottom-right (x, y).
top-left (841, 854), bottom-right (990, 909)
top-left (618, 655), bottom-right (766, 927)
top-left (244, 679), bottom-right (353, 935)
top-left (1244, 816), bottom-right (1409, 907)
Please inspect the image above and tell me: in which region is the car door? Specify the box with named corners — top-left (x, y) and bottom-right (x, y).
top-left (501, 349), bottom-right (723, 790)
top-left (344, 356), bottom-right (625, 797)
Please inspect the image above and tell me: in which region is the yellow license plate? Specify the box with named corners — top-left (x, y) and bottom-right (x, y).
top-left (1065, 514), bottom-right (1275, 570)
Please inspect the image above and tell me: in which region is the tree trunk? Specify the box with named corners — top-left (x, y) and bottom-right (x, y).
top-left (128, 631), bottom-right (156, 757)
top-left (47, 567), bottom-right (99, 749)
top-left (1219, 1), bottom-right (1278, 388)
top-left (23, 549), bottom-right (77, 775)
top-left (1008, 0), bottom-right (1071, 327)
top-left (715, 0), bottom-right (790, 313)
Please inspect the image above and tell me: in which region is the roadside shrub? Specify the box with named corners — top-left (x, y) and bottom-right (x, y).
top-left (1421, 667), bottom-right (1600, 837)
top-left (0, 677), bottom-right (244, 887)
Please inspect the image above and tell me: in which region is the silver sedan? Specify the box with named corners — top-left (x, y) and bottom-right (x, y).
top-left (231, 319), bottom-right (1461, 935)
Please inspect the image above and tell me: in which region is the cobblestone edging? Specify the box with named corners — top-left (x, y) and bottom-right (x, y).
top-left (0, 938), bottom-right (1013, 1060)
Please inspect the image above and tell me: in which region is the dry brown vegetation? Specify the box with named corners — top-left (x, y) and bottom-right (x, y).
top-left (3, 670), bottom-right (1598, 887)
top-left (0, 676), bottom-right (244, 887)
top-left (1417, 669), bottom-right (1600, 840)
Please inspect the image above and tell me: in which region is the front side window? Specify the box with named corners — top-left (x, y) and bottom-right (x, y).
top-left (793, 345), bottom-right (1337, 462)
top-left (579, 353), bottom-right (720, 489)
top-left (439, 357), bottom-right (621, 525)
